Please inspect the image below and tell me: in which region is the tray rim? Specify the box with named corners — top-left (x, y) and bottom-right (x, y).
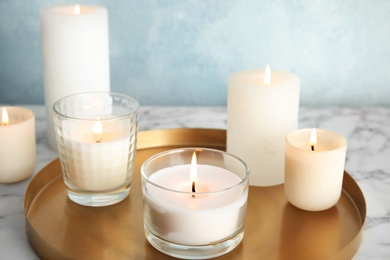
top-left (24, 128), bottom-right (367, 259)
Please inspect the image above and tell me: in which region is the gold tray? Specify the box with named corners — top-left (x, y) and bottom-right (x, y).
top-left (24, 129), bottom-right (366, 259)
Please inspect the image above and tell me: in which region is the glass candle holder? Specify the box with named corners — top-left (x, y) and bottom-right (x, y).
top-left (141, 148), bottom-right (249, 259)
top-left (53, 92), bottom-right (139, 207)
top-left (285, 128), bottom-right (347, 211)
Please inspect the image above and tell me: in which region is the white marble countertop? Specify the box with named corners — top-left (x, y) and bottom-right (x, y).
top-left (0, 105), bottom-right (389, 259)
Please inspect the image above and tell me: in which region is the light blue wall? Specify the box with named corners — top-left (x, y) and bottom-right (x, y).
top-left (1, 0), bottom-right (389, 106)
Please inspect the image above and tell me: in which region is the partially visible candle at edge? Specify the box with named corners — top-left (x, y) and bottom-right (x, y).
top-left (0, 107), bottom-right (36, 183)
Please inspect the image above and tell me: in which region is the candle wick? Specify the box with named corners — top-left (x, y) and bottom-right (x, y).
top-left (192, 181), bottom-right (196, 198)
top-left (311, 145), bottom-right (315, 151)
top-left (95, 134), bottom-right (102, 143)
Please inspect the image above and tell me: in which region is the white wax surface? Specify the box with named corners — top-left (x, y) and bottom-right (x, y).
top-left (143, 164), bottom-right (248, 245)
top-left (40, 5), bottom-right (110, 150)
top-left (0, 107), bottom-right (36, 183)
top-left (227, 69), bottom-right (300, 186)
top-left (285, 129), bottom-right (347, 211)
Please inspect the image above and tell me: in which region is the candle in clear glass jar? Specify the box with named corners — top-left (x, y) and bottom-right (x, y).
top-left (53, 92), bottom-right (138, 207)
top-left (141, 148), bottom-right (249, 259)
top-left (60, 120), bottom-right (130, 191)
top-left (144, 164), bottom-right (246, 245)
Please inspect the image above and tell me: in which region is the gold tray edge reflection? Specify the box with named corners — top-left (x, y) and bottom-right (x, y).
top-left (136, 128), bottom-right (227, 150)
top-left (24, 128), bottom-right (366, 260)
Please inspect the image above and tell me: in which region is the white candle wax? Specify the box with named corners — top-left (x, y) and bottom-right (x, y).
top-left (143, 164), bottom-right (247, 246)
top-left (285, 129), bottom-right (347, 211)
top-left (0, 107), bottom-right (36, 183)
top-left (40, 5), bottom-right (110, 150)
top-left (60, 121), bottom-right (131, 191)
top-left (227, 68), bottom-right (300, 186)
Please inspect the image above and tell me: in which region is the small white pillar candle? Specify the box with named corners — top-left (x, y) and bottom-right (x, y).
top-left (285, 128), bottom-right (347, 211)
top-left (40, 4), bottom-right (110, 150)
top-left (227, 66), bottom-right (300, 186)
top-left (0, 107), bottom-right (36, 183)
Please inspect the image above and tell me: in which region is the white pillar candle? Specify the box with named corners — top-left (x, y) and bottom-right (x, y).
top-left (285, 128), bottom-right (347, 211)
top-left (0, 107), bottom-right (36, 183)
top-left (143, 164), bottom-right (247, 246)
top-left (227, 67), bottom-right (300, 186)
top-left (40, 5), bottom-right (110, 150)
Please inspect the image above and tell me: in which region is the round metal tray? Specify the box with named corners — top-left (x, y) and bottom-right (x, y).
top-left (24, 128), bottom-right (366, 259)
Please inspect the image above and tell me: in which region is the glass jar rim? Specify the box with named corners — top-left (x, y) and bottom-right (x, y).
top-left (141, 147), bottom-right (250, 195)
top-left (52, 91), bottom-right (139, 122)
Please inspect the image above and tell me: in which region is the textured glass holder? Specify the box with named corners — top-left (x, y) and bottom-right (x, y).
top-left (141, 148), bottom-right (249, 259)
top-left (53, 92), bottom-right (139, 207)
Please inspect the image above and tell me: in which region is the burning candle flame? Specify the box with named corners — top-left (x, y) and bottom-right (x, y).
top-left (190, 151), bottom-right (197, 193)
top-left (310, 128), bottom-right (317, 151)
top-left (92, 118), bottom-right (103, 143)
top-left (73, 4), bottom-right (81, 15)
top-left (2, 107), bottom-right (9, 126)
top-left (264, 64), bottom-right (271, 85)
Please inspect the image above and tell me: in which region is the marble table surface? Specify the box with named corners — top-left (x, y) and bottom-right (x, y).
top-left (0, 105), bottom-right (389, 259)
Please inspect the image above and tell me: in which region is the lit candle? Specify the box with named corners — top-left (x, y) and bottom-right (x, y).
top-left (53, 92), bottom-right (139, 207)
top-left (227, 65), bottom-right (300, 186)
top-left (141, 148), bottom-right (249, 258)
top-left (61, 118), bottom-right (129, 191)
top-left (284, 128), bottom-right (347, 211)
top-left (40, 4), bottom-right (110, 150)
top-left (0, 107), bottom-right (36, 183)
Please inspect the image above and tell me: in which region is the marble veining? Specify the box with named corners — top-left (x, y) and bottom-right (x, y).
top-left (0, 105), bottom-right (389, 259)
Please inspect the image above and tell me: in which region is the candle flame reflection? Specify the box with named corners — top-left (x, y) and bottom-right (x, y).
top-left (310, 128), bottom-right (317, 151)
top-left (2, 107), bottom-right (9, 126)
top-left (73, 4), bottom-right (81, 15)
top-left (190, 151), bottom-right (197, 193)
top-left (264, 64), bottom-right (271, 85)
top-left (92, 118), bottom-right (103, 143)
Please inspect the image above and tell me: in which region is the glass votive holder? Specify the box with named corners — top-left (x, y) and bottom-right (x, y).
top-left (141, 148), bottom-right (249, 259)
top-left (285, 128), bottom-right (347, 211)
top-left (53, 92), bottom-right (139, 207)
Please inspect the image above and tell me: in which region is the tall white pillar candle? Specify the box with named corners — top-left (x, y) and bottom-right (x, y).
top-left (285, 128), bottom-right (347, 211)
top-left (0, 107), bottom-right (36, 183)
top-left (40, 5), bottom-right (110, 150)
top-left (227, 67), bottom-right (300, 186)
